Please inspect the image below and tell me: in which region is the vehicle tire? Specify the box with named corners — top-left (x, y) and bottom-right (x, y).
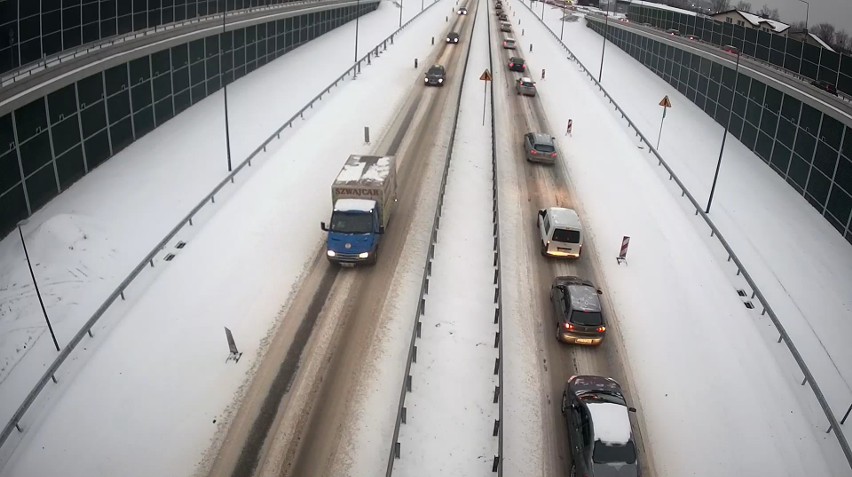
top-left (540, 241), bottom-right (548, 256)
top-left (569, 465), bottom-right (576, 477)
top-left (555, 324), bottom-right (562, 342)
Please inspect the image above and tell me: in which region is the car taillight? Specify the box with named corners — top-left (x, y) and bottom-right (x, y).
top-left (563, 323), bottom-right (574, 331)
top-left (597, 326), bottom-right (606, 333)
top-left (550, 152), bottom-right (557, 158)
top-left (530, 150), bottom-right (538, 155)
top-left (509, 63), bottom-right (514, 67)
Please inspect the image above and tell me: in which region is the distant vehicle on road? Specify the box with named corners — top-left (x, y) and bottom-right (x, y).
top-left (686, 34), bottom-right (699, 40)
top-left (666, 28), bottom-right (680, 35)
top-left (722, 44), bottom-right (738, 54)
top-left (446, 32), bottom-right (460, 43)
top-left (498, 12), bottom-right (508, 20)
top-left (523, 132), bottom-right (556, 162)
top-left (811, 80), bottom-right (838, 95)
top-left (457, 6), bottom-right (468, 14)
top-left (500, 20), bottom-right (512, 32)
top-left (508, 56), bottom-right (526, 72)
top-left (561, 375), bottom-right (640, 477)
top-left (321, 155), bottom-right (397, 266)
top-left (516, 77), bottom-right (537, 96)
top-left (537, 207), bottom-right (583, 258)
top-left (502, 37), bottom-right (517, 49)
top-left (424, 64), bottom-right (446, 86)
top-left (551, 276), bottom-right (606, 345)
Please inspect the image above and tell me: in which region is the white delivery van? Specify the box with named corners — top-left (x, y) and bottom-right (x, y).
top-left (537, 207), bottom-right (583, 258)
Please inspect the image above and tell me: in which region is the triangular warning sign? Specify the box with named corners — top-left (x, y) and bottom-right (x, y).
top-left (659, 95), bottom-right (672, 108)
top-left (480, 69), bottom-right (492, 81)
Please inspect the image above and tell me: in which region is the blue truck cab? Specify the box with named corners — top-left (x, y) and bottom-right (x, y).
top-left (321, 155), bottom-right (397, 266)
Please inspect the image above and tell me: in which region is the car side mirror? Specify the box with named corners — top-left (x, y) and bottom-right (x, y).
top-left (628, 406), bottom-right (637, 413)
top-left (320, 221), bottom-right (328, 231)
top-left (378, 226), bottom-right (385, 234)
top-left (597, 289), bottom-right (603, 295)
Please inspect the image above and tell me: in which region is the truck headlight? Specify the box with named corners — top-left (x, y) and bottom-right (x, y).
top-left (358, 252), bottom-right (369, 259)
top-left (327, 250), bottom-right (336, 257)
top-left (424, 77), bottom-right (429, 82)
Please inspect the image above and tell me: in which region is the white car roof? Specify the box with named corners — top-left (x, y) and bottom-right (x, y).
top-left (548, 207), bottom-right (581, 229)
top-left (335, 198), bottom-right (376, 212)
top-left (587, 402), bottom-right (632, 444)
top-left (520, 76), bottom-right (533, 82)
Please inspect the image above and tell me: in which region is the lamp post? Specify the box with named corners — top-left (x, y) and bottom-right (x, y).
top-left (560, 7), bottom-right (566, 41)
top-left (17, 221), bottom-right (60, 352)
top-left (354, 0), bottom-right (361, 67)
top-left (796, 0), bottom-right (809, 32)
top-left (705, 48), bottom-right (741, 214)
top-left (221, 0), bottom-right (233, 172)
top-left (598, 0), bottom-right (614, 82)
top-left (399, 0), bottom-right (403, 28)
top-left (540, 0), bottom-right (545, 20)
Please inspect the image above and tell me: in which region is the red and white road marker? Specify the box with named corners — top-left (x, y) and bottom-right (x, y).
top-left (616, 236), bottom-right (630, 264)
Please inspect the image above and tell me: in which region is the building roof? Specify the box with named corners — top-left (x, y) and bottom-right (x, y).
top-left (713, 9), bottom-right (789, 33)
top-left (807, 32), bottom-right (835, 51)
top-left (629, 0), bottom-right (697, 16)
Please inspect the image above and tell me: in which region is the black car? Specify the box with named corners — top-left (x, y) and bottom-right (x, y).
top-left (424, 64), bottom-right (446, 86)
top-left (561, 375), bottom-right (639, 477)
top-left (550, 276), bottom-right (605, 345)
top-left (446, 32), bottom-right (460, 43)
top-left (508, 56), bottom-right (526, 72)
top-left (812, 80), bottom-right (838, 96)
top-left (457, 7), bottom-right (468, 14)
top-left (498, 12), bottom-right (508, 20)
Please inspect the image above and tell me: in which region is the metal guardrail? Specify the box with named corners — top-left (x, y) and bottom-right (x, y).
top-left (0, 2), bottom-right (435, 457)
top-left (527, 3), bottom-right (852, 470)
top-left (384, 1), bottom-right (487, 474)
top-left (0, 1), bottom-right (329, 88)
top-left (487, 0), bottom-right (504, 472)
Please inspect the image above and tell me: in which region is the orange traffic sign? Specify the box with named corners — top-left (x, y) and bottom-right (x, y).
top-left (480, 69), bottom-right (492, 81)
top-left (659, 95), bottom-right (672, 108)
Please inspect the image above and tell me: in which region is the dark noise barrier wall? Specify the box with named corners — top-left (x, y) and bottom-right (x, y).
top-left (586, 17), bottom-right (852, 246)
top-left (0, 0), bottom-right (342, 76)
top-left (627, 4), bottom-right (852, 97)
top-left (0, 1), bottom-right (377, 235)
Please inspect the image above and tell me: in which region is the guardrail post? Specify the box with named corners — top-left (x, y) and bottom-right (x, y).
top-left (841, 402), bottom-right (852, 425)
top-left (492, 456), bottom-right (499, 472)
top-left (395, 442), bottom-right (401, 458)
top-left (493, 385), bottom-right (500, 403)
top-left (402, 406), bottom-right (407, 423)
top-left (417, 320), bottom-right (422, 337)
top-left (406, 374), bottom-right (413, 391)
top-left (493, 358), bottom-right (500, 375)
top-left (494, 307), bottom-right (499, 324)
top-left (412, 345), bottom-right (417, 363)
top-left (494, 331), bottom-right (500, 348)
top-left (492, 419), bottom-right (500, 436)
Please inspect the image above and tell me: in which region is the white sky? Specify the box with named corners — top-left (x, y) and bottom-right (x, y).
top-left (750, 0), bottom-right (852, 32)
top-left (0, 0), bottom-right (850, 476)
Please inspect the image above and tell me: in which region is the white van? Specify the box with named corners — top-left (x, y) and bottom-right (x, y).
top-left (537, 207), bottom-right (583, 258)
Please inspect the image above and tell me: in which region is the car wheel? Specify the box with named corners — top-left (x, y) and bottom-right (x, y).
top-left (540, 241), bottom-right (548, 256)
top-left (569, 464), bottom-right (576, 477)
top-left (555, 324), bottom-right (562, 342)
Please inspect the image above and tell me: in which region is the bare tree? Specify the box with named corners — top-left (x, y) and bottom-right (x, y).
top-left (735, 1), bottom-right (751, 12)
top-left (812, 23), bottom-right (836, 45)
top-left (832, 30), bottom-right (850, 52)
top-left (789, 20), bottom-right (807, 31)
top-left (710, 0), bottom-right (730, 13)
top-left (756, 3), bottom-right (779, 20)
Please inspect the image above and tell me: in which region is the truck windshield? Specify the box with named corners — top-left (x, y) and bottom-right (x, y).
top-left (330, 211), bottom-right (374, 234)
top-left (553, 228), bottom-right (580, 243)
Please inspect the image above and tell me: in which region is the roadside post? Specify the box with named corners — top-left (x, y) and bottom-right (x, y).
top-left (480, 69), bottom-right (492, 126)
top-left (656, 95), bottom-right (672, 150)
top-left (616, 236), bottom-right (630, 264)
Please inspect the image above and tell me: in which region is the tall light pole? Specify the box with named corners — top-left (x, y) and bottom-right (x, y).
top-left (706, 48), bottom-right (741, 214)
top-left (796, 0), bottom-right (809, 32)
top-left (17, 220), bottom-right (60, 352)
top-left (354, 0), bottom-right (361, 66)
top-left (560, 7), bottom-right (566, 41)
top-left (598, 0), bottom-right (614, 82)
top-left (540, 0), bottom-right (545, 19)
top-left (221, 0), bottom-right (233, 172)
top-left (399, 0), bottom-right (403, 27)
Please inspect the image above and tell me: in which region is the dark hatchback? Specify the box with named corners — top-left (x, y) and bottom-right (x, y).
top-left (446, 32), bottom-right (460, 43)
top-left (550, 276), bottom-right (605, 345)
top-left (424, 64), bottom-right (446, 86)
top-left (561, 375), bottom-right (640, 477)
top-left (508, 56), bottom-right (526, 72)
top-left (812, 80), bottom-right (838, 95)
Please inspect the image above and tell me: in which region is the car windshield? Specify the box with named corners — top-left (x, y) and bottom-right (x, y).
top-left (428, 67), bottom-right (443, 76)
top-left (593, 440), bottom-right (636, 464)
top-left (330, 211), bottom-right (374, 234)
top-left (571, 310), bottom-right (602, 326)
top-left (535, 143), bottom-right (554, 152)
top-left (521, 81), bottom-right (534, 87)
top-left (552, 228), bottom-right (580, 243)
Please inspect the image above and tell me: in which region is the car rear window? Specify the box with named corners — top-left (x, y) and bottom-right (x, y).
top-left (593, 440), bottom-right (636, 464)
top-left (535, 143), bottom-right (554, 152)
top-left (572, 310), bottom-right (602, 326)
top-left (553, 228), bottom-right (580, 243)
